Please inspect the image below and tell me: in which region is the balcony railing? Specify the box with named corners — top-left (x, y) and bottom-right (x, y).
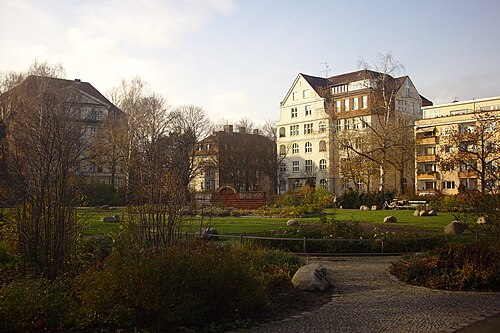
top-left (416, 136), bottom-right (437, 145)
top-left (416, 155), bottom-right (440, 163)
top-left (416, 171), bottom-right (440, 180)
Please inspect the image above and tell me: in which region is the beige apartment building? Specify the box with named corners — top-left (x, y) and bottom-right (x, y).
top-left (277, 69), bottom-right (430, 195)
top-left (415, 96), bottom-right (500, 195)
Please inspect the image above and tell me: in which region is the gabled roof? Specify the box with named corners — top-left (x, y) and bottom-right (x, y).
top-left (328, 69), bottom-right (384, 85)
top-left (420, 94), bottom-right (433, 107)
top-left (1, 75), bottom-right (120, 113)
top-left (300, 73), bottom-right (329, 92)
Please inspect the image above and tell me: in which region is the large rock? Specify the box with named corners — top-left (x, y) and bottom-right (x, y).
top-left (199, 227), bottom-right (218, 240)
top-left (428, 210), bottom-right (438, 216)
top-left (360, 205), bottom-right (370, 211)
top-left (371, 205), bottom-right (379, 211)
top-left (477, 216), bottom-right (490, 224)
top-left (419, 210), bottom-right (428, 216)
top-left (292, 264), bottom-right (332, 291)
top-left (413, 210), bottom-right (420, 216)
top-left (383, 215), bottom-right (397, 223)
top-left (444, 221), bottom-right (467, 235)
top-left (287, 219), bottom-right (300, 227)
top-left (101, 214), bottom-right (120, 223)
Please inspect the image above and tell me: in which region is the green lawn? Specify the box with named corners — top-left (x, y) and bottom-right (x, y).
top-left (80, 207), bottom-right (461, 237)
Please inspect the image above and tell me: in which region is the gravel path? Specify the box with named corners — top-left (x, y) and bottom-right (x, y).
top-left (233, 256), bottom-right (500, 333)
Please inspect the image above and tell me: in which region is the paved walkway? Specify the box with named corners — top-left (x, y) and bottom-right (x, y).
top-left (233, 256), bottom-right (500, 333)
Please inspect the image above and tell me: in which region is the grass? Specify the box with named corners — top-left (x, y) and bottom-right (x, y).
top-left (80, 207), bottom-right (462, 237)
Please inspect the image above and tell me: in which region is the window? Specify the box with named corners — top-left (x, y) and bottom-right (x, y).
top-left (292, 143), bottom-right (299, 154)
top-left (293, 179), bottom-right (301, 188)
top-left (336, 119), bottom-right (342, 132)
top-left (410, 102), bottom-right (415, 113)
top-left (305, 105), bottom-right (312, 116)
top-left (319, 159), bottom-right (327, 170)
top-left (279, 144), bottom-right (287, 155)
top-left (405, 80), bottom-right (410, 97)
top-left (344, 98), bottom-right (350, 111)
top-left (303, 89), bottom-right (311, 98)
top-left (279, 127), bottom-right (286, 138)
top-left (332, 85), bottom-right (347, 94)
top-left (442, 181), bottom-right (455, 190)
top-left (352, 97), bottom-right (359, 110)
top-left (279, 162), bottom-right (287, 173)
top-left (362, 95), bottom-right (368, 109)
top-left (305, 142), bottom-right (312, 153)
top-left (290, 125), bottom-right (299, 136)
top-left (291, 107), bottom-right (298, 118)
top-left (319, 179), bottom-right (327, 189)
top-left (319, 121), bottom-right (326, 132)
top-left (354, 137), bottom-right (363, 150)
top-left (292, 160), bottom-right (299, 172)
top-left (305, 160), bottom-right (313, 172)
top-left (343, 118), bottom-right (351, 130)
top-left (304, 123), bottom-right (313, 134)
top-left (319, 140), bottom-right (326, 151)
top-left (292, 92), bottom-right (298, 100)
top-left (335, 100), bottom-right (341, 112)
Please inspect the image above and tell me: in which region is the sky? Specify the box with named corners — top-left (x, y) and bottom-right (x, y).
top-left (1, 0), bottom-right (499, 125)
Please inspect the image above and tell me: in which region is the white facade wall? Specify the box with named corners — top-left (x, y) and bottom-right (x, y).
top-left (277, 74), bottom-right (331, 193)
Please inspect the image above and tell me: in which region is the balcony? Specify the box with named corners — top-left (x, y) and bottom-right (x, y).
top-left (458, 170), bottom-right (478, 178)
top-left (416, 136), bottom-right (437, 145)
top-left (416, 171), bottom-right (440, 180)
top-left (416, 155), bottom-right (440, 163)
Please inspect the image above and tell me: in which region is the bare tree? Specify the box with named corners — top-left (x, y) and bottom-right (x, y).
top-left (236, 116), bottom-right (255, 133)
top-left (261, 120), bottom-right (277, 142)
top-left (108, 77), bottom-right (149, 203)
top-left (332, 52), bottom-right (415, 193)
top-left (440, 111), bottom-right (500, 193)
top-left (169, 105), bottom-right (212, 190)
top-left (4, 74), bottom-right (84, 278)
top-left (89, 112), bottom-right (128, 188)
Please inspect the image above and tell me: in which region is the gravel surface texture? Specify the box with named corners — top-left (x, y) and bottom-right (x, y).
top-left (232, 256), bottom-right (500, 333)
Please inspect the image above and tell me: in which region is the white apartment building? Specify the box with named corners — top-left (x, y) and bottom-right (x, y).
top-left (277, 70), bottom-right (430, 194)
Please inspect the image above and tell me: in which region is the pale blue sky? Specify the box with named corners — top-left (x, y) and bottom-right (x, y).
top-left (1, 0), bottom-right (499, 124)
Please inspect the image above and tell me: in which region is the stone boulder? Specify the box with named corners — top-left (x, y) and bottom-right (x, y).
top-left (413, 210), bottom-right (420, 217)
top-left (199, 227), bottom-right (218, 240)
top-left (291, 264), bottom-right (333, 292)
top-left (428, 210), bottom-right (437, 216)
top-left (444, 221), bottom-right (467, 235)
top-left (477, 216), bottom-right (490, 224)
top-left (360, 205), bottom-right (370, 211)
top-left (383, 215), bottom-right (397, 223)
top-left (419, 210), bottom-right (428, 216)
top-left (101, 214), bottom-right (120, 223)
top-left (371, 205), bottom-right (379, 211)
top-left (287, 219), bottom-right (300, 227)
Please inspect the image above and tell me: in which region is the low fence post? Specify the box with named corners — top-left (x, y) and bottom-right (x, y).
top-left (381, 240), bottom-right (384, 253)
top-left (303, 237), bottom-right (307, 253)
top-left (240, 234), bottom-right (244, 243)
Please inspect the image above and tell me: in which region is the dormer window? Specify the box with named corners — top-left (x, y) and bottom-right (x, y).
top-left (332, 84), bottom-right (348, 94)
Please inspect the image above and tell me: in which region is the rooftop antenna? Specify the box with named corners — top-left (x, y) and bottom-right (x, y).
top-left (321, 61), bottom-right (331, 78)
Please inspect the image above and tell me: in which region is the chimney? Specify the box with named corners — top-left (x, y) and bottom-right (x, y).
top-left (238, 127), bottom-right (246, 134)
top-left (223, 124), bottom-right (233, 133)
top-left (252, 129), bottom-right (259, 135)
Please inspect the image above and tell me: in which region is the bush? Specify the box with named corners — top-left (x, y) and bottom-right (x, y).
top-left (0, 278), bottom-right (72, 331)
top-left (338, 189), bottom-right (394, 209)
top-left (78, 182), bottom-right (126, 206)
top-left (390, 242), bottom-right (500, 291)
top-left (74, 243), bottom-right (268, 330)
